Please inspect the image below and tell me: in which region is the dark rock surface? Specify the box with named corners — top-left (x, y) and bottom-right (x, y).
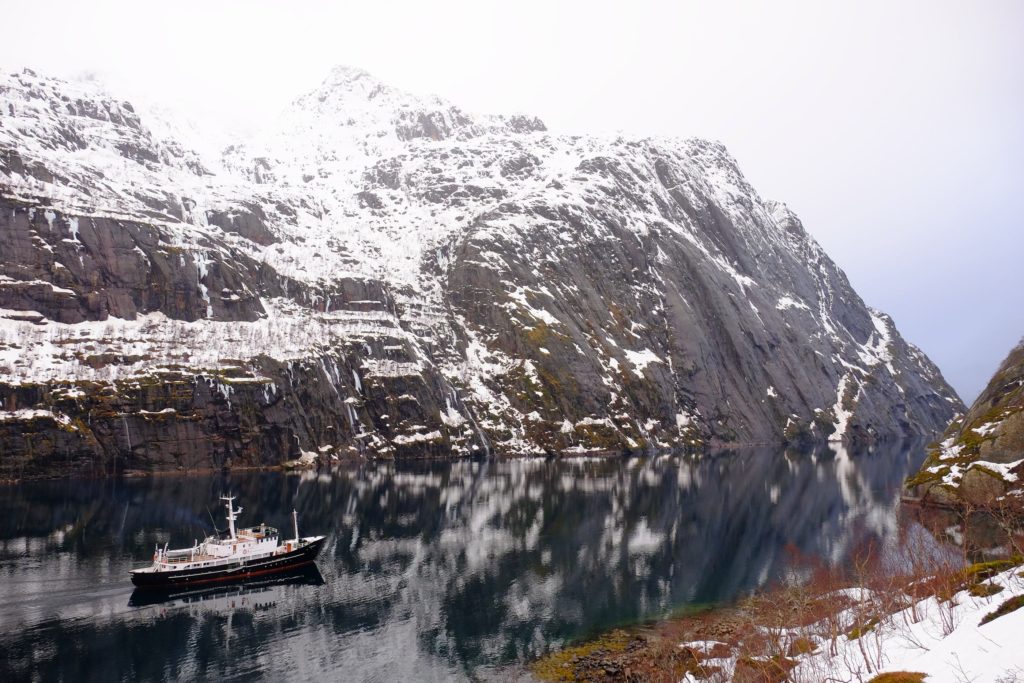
top-left (0, 200), bottom-right (270, 323)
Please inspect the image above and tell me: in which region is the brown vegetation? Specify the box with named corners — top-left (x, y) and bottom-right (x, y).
top-left (531, 519), bottom-right (1024, 683)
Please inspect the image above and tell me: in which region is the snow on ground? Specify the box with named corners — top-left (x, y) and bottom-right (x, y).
top-left (392, 430), bottom-right (442, 445)
top-left (858, 309), bottom-right (898, 377)
top-left (965, 459), bottom-right (1023, 485)
top-left (0, 407), bottom-right (72, 426)
top-left (925, 432), bottom-right (1023, 491)
top-left (680, 564), bottom-right (1024, 682)
top-left (974, 422), bottom-right (1000, 437)
top-left (622, 348), bottom-right (663, 378)
top-left (798, 566), bottom-right (1024, 682)
top-left (776, 296), bottom-right (810, 311)
top-left (0, 298), bottom-right (412, 384)
top-left (828, 372), bottom-right (855, 442)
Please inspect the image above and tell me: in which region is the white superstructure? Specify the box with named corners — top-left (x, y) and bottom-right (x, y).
top-left (137, 496), bottom-right (310, 574)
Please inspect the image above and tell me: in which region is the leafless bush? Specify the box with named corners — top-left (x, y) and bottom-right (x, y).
top-left (995, 668), bottom-right (1024, 683)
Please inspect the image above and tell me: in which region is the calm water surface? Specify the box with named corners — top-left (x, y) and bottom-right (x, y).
top-left (0, 443), bottom-right (933, 681)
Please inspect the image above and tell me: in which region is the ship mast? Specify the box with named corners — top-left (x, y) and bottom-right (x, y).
top-left (292, 509), bottom-right (300, 543)
top-left (221, 495), bottom-right (243, 540)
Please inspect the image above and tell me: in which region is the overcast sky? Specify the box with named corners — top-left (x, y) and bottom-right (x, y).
top-left (2, 0), bottom-right (1021, 401)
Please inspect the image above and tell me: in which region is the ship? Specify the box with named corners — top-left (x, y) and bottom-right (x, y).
top-left (130, 496), bottom-right (326, 589)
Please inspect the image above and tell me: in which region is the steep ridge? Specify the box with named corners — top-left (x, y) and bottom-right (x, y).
top-left (0, 66), bottom-right (962, 478)
top-left (909, 337), bottom-right (1024, 507)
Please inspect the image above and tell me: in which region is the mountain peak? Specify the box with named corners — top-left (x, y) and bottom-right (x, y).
top-left (321, 65), bottom-right (378, 90)
top-left (306, 65), bottom-right (410, 107)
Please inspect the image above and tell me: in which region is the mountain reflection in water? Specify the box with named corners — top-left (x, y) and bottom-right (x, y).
top-left (0, 441), bottom-right (933, 681)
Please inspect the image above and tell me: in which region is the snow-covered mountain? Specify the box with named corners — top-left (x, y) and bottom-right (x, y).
top-left (0, 66), bottom-right (962, 477)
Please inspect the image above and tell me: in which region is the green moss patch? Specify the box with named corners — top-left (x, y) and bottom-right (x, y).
top-left (968, 582), bottom-right (1004, 598)
top-left (734, 654), bottom-right (797, 683)
top-left (979, 594), bottom-right (1024, 626)
top-left (786, 636), bottom-right (817, 656)
top-left (846, 617), bottom-right (879, 640)
top-left (531, 629), bottom-right (712, 682)
top-left (962, 557), bottom-right (1023, 582)
top-left (531, 630), bottom-right (632, 681)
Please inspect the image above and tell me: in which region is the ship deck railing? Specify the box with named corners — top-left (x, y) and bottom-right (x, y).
top-left (157, 542), bottom-right (286, 565)
top-left (160, 554), bottom-right (218, 564)
top-left (155, 547), bottom-right (280, 569)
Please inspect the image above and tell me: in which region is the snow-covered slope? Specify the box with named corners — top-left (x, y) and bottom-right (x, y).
top-left (910, 337), bottom-right (1024, 507)
top-left (674, 561), bottom-right (1024, 682)
top-left (0, 66), bottom-right (962, 477)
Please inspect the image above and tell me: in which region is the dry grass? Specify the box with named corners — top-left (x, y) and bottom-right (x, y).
top-left (866, 673), bottom-right (927, 683)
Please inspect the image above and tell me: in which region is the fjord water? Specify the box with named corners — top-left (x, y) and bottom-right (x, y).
top-left (0, 443), bottom-right (931, 681)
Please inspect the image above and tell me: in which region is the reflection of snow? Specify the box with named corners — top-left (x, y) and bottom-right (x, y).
top-left (627, 518), bottom-right (664, 555)
top-left (2, 442), bottom-right (935, 679)
top-left (320, 444), bottom-right (924, 667)
top-left (827, 442), bottom-right (900, 565)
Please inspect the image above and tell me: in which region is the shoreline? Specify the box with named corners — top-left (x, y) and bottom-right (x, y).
top-left (530, 554), bottom-right (1024, 682)
top-left (0, 434), bottom-right (927, 486)
top-left (528, 499), bottom-right (1024, 682)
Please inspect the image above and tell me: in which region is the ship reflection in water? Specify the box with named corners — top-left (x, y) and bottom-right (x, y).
top-left (0, 441), bottom-right (941, 681)
top-left (128, 564), bottom-right (325, 608)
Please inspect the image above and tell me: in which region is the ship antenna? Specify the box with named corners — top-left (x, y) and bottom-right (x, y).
top-left (221, 494), bottom-right (242, 540)
top-left (207, 506), bottom-right (221, 535)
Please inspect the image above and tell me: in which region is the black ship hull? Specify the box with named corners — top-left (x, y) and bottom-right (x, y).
top-left (130, 537), bottom-right (325, 590)
top-left (129, 564), bottom-right (325, 607)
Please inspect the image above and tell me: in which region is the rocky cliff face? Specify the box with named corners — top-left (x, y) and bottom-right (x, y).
top-left (0, 66), bottom-right (962, 478)
top-left (909, 338), bottom-right (1024, 507)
